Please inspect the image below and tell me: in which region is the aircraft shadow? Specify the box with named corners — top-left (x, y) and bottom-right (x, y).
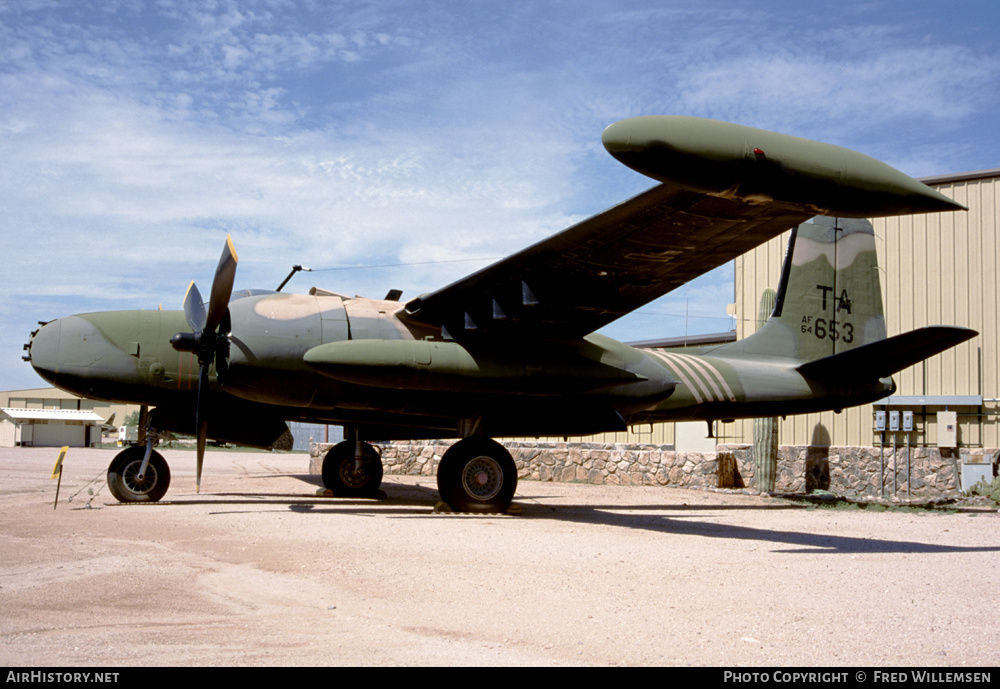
top-left (116, 475), bottom-right (1000, 557)
top-left (533, 504), bottom-right (1000, 555)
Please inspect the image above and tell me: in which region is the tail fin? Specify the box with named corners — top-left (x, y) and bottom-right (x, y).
top-left (739, 215), bottom-right (886, 360)
top-left (734, 215), bottom-right (976, 374)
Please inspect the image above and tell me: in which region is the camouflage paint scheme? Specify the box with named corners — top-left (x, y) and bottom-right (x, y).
top-left (25, 116), bottom-right (976, 511)
top-left (637, 217), bottom-right (892, 421)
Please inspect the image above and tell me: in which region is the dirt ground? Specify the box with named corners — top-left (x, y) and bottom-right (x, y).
top-left (1, 446), bottom-right (998, 667)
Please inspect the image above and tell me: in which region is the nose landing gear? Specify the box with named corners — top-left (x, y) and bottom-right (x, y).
top-left (107, 445), bottom-right (171, 503)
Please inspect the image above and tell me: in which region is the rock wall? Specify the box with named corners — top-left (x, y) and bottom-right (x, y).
top-left (309, 440), bottom-right (999, 500)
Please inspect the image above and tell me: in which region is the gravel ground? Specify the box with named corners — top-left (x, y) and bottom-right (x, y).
top-left (1, 446), bottom-right (998, 667)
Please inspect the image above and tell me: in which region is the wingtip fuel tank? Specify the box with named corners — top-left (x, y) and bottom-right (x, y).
top-left (602, 115), bottom-right (966, 218)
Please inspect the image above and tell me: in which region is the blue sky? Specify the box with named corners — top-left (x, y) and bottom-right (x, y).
top-left (2, 0), bottom-right (999, 391)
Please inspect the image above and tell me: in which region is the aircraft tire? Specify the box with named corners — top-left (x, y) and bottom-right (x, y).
top-left (437, 438), bottom-right (517, 513)
top-left (107, 446), bottom-right (171, 503)
top-left (321, 441), bottom-right (383, 497)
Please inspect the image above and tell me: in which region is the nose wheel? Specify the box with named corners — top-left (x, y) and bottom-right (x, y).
top-left (107, 446), bottom-right (171, 503)
top-left (437, 438), bottom-right (517, 513)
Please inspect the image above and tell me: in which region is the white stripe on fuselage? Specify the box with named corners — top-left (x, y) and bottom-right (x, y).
top-left (666, 351), bottom-right (736, 402)
top-left (647, 350), bottom-right (704, 404)
top-left (647, 350), bottom-right (736, 404)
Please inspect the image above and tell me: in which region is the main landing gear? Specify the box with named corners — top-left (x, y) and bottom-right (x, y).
top-left (321, 440), bottom-right (384, 498)
top-left (321, 435), bottom-right (518, 513)
top-left (437, 438), bottom-right (517, 514)
top-left (107, 444), bottom-right (171, 503)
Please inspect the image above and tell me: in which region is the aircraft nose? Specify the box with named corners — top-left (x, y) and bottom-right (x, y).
top-left (26, 319), bottom-right (62, 386)
top-left (26, 315), bottom-right (122, 390)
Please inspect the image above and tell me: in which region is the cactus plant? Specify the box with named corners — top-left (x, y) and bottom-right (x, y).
top-left (754, 288), bottom-right (779, 492)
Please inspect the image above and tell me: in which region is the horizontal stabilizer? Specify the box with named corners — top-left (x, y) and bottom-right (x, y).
top-left (797, 326), bottom-right (977, 382)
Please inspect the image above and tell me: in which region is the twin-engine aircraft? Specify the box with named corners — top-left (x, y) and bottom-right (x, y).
top-left (25, 116), bottom-right (975, 513)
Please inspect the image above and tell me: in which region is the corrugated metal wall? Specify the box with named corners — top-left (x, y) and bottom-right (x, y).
top-left (584, 422), bottom-right (675, 446)
top-left (536, 421), bottom-right (675, 446)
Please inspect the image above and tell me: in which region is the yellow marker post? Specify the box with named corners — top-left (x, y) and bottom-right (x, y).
top-left (52, 446), bottom-right (68, 510)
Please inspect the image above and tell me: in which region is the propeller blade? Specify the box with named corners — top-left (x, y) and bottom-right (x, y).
top-left (206, 235), bottom-right (238, 333)
top-left (182, 281), bottom-right (207, 334)
top-left (215, 309), bottom-right (232, 383)
top-left (196, 419), bottom-right (207, 493)
top-left (217, 303), bottom-right (232, 336)
top-left (194, 363), bottom-right (210, 493)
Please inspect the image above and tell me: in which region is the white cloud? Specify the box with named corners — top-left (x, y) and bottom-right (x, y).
top-left (1, 0), bottom-right (999, 389)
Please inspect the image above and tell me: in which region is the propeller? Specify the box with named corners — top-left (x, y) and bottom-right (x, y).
top-left (169, 235), bottom-right (238, 492)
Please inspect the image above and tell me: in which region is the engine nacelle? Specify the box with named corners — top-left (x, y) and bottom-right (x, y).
top-left (303, 338), bottom-right (673, 397)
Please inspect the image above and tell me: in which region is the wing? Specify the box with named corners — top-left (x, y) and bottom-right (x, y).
top-left (402, 116), bottom-right (964, 342)
top-left (401, 182), bottom-right (812, 340)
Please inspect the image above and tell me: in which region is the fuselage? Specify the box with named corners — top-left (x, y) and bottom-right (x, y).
top-left (27, 289), bottom-right (893, 442)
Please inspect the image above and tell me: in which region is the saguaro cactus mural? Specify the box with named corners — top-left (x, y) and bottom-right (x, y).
top-left (754, 288), bottom-right (779, 492)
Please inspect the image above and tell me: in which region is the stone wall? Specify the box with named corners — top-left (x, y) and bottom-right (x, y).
top-left (309, 440), bottom-right (999, 501)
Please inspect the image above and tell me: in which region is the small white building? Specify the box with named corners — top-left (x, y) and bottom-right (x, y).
top-left (0, 407), bottom-right (107, 447)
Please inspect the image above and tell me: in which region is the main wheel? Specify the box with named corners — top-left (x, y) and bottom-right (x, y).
top-left (437, 438), bottom-right (517, 513)
top-left (107, 446), bottom-right (171, 503)
top-left (321, 441), bottom-right (383, 497)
